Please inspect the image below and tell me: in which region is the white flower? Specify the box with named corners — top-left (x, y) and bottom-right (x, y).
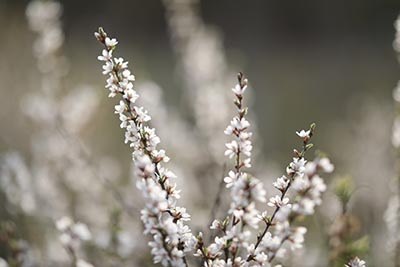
top-left (105, 37), bottom-right (118, 48)
top-left (134, 106), bottom-right (151, 122)
top-left (254, 252), bottom-right (268, 264)
top-left (261, 232), bottom-right (281, 251)
top-left (224, 170), bottom-right (237, 188)
top-left (123, 88), bottom-right (139, 103)
top-left (152, 149), bottom-right (170, 162)
top-left (122, 69), bottom-right (135, 81)
top-left (318, 157), bottom-right (334, 173)
top-left (273, 176), bottom-right (289, 191)
top-left (114, 57), bottom-right (128, 69)
top-left (288, 227), bottom-right (307, 250)
top-left (56, 216), bottom-right (72, 232)
top-left (119, 79), bottom-right (133, 91)
top-left (72, 222), bottom-right (92, 241)
top-left (239, 140), bottom-right (252, 157)
top-left (268, 195), bottom-right (289, 207)
top-left (225, 140), bottom-right (238, 158)
top-left (296, 129), bottom-right (310, 138)
top-left (291, 176), bottom-right (310, 192)
top-left (102, 61), bottom-right (113, 75)
top-left (242, 158), bottom-right (251, 168)
top-left (97, 49), bottom-right (112, 61)
top-left (258, 210), bottom-right (268, 221)
top-left (287, 157), bottom-right (307, 175)
top-left (210, 220), bottom-right (219, 230)
top-left (76, 259), bottom-right (94, 267)
top-left (120, 113), bottom-right (131, 129)
top-left (114, 100), bottom-right (126, 114)
top-left (224, 117), bottom-right (250, 135)
top-left (0, 258), bottom-right (7, 267)
top-left (232, 83), bottom-right (247, 95)
top-left (345, 257), bottom-right (366, 267)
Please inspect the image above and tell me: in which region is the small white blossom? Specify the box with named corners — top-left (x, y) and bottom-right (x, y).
top-left (318, 157), bottom-right (334, 173)
top-left (134, 106), bottom-right (151, 122)
top-left (97, 49), bottom-right (113, 61)
top-left (122, 69), bottom-right (135, 81)
top-left (76, 259), bottom-right (94, 267)
top-left (56, 216), bottom-right (72, 232)
top-left (225, 140), bottom-right (238, 158)
top-left (224, 170), bottom-right (237, 188)
top-left (273, 175), bottom-right (289, 191)
top-left (345, 257), bottom-right (366, 267)
top-left (123, 88), bottom-right (139, 103)
top-left (268, 195), bottom-right (289, 208)
top-left (71, 222), bottom-right (92, 241)
top-left (232, 83), bottom-right (247, 96)
top-left (105, 37), bottom-right (118, 48)
top-left (114, 100), bottom-right (126, 114)
top-left (102, 61), bottom-right (113, 75)
top-left (296, 129), bottom-right (310, 138)
top-left (114, 57), bottom-right (128, 69)
top-left (0, 258), bottom-right (7, 267)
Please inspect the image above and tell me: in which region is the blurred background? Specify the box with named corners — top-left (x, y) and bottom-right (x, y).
top-left (1, 0), bottom-right (400, 266)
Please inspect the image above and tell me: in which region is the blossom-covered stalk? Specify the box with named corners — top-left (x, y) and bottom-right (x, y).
top-left (193, 73), bottom-right (267, 266)
top-left (223, 73), bottom-right (266, 227)
top-left (95, 28), bottom-right (195, 267)
top-left (246, 125), bottom-right (315, 261)
top-left (245, 124), bottom-right (334, 264)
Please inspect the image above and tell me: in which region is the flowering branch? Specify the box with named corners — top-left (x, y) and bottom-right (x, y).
top-left (95, 27), bottom-right (195, 267)
top-left (246, 124), bottom-right (315, 262)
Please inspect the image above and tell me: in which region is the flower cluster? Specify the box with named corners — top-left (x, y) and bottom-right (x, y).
top-left (56, 217), bottom-right (93, 267)
top-left (95, 28), bottom-right (194, 267)
top-left (95, 27), bottom-right (339, 266)
top-left (245, 124), bottom-right (334, 264)
top-left (195, 74), bottom-right (267, 266)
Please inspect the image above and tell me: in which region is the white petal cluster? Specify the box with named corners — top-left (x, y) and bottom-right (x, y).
top-left (295, 129), bottom-right (311, 139)
top-left (96, 28), bottom-right (193, 266)
top-left (345, 257), bottom-right (366, 267)
top-left (245, 127), bottom-right (334, 264)
top-left (291, 157), bottom-right (333, 215)
top-left (56, 216), bottom-right (94, 266)
top-left (56, 216), bottom-right (92, 250)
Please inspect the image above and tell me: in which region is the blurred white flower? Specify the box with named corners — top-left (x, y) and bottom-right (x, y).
top-left (345, 257), bottom-right (366, 267)
top-left (0, 258), bottom-right (8, 267)
top-left (76, 259), bottom-right (94, 267)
